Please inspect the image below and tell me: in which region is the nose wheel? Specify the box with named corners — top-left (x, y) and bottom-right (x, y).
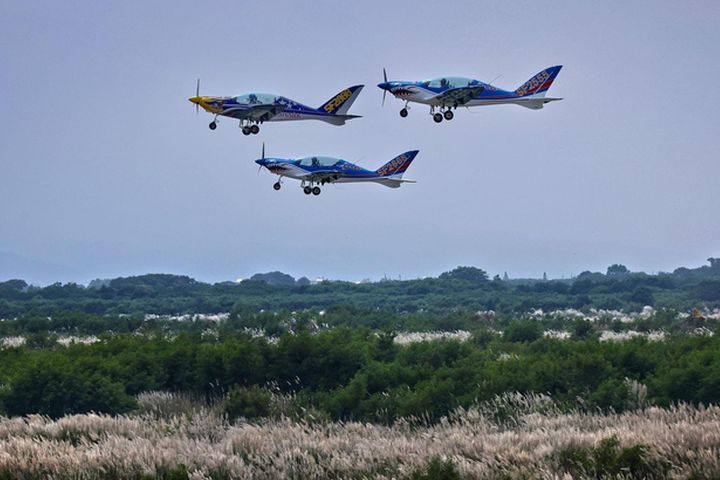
top-left (273, 182), bottom-right (281, 191)
top-left (400, 108), bottom-right (408, 118)
top-left (209, 121), bottom-right (217, 130)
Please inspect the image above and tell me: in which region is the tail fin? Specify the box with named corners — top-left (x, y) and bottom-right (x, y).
top-left (375, 150), bottom-right (419, 177)
top-left (515, 65), bottom-right (562, 97)
top-left (318, 85), bottom-right (364, 115)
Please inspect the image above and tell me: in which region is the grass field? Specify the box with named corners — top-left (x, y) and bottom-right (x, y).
top-left (1, 393), bottom-right (718, 479)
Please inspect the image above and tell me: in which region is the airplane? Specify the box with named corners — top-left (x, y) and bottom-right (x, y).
top-left (188, 80), bottom-right (364, 135)
top-left (255, 144), bottom-right (419, 196)
top-left (377, 65), bottom-right (563, 123)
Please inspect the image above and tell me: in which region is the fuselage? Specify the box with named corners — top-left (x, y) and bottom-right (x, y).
top-left (378, 77), bottom-right (524, 107)
top-left (188, 93), bottom-right (342, 123)
top-left (256, 156), bottom-right (381, 183)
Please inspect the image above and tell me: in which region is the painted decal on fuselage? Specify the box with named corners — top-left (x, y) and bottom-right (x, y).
top-left (323, 89), bottom-right (352, 113)
top-left (515, 70), bottom-right (550, 96)
top-left (376, 154), bottom-right (407, 176)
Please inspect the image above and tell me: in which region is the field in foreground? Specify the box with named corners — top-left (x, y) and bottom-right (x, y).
top-left (1, 395), bottom-right (718, 479)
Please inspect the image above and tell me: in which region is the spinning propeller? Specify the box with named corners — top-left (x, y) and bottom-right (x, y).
top-left (258, 142), bottom-right (265, 173)
top-left (382, 68), bottom-right (388, 106)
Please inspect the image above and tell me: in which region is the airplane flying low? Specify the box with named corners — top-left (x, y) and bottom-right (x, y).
top-left (255, 144), bottom-right (419, 196)
top-left (377, 65), bottom-right (563, 123)
top-left (188, 80), bottom-right (364, 135)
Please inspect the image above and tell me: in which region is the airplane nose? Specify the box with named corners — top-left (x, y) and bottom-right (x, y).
top-left (255, 159), bottom-right (265, 166)
top-left (377, 82), bottom-right (391, 90)
top-left (188, 96), bottom-right (201, 104)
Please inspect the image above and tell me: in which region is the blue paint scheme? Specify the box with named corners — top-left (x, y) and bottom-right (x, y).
top-left (189, 84), bottom-right (364, 133)
top-left (255, 150), bottom-right (419, 194)
top-left (378, 66), bottom-right (563, 119)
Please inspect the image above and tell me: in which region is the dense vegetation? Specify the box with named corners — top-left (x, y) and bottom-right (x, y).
top-left (1, 327), bottom-right (719, 421)
top-left (1, 259), bottom-right (719, 318)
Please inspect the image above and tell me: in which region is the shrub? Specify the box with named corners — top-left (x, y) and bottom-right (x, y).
top-left (407, 457), bottom-right (461, 480)
top-left (222, 385), bottom-right (271, 421)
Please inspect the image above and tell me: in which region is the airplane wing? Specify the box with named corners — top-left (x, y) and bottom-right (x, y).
top-left (430, 86), bottom-right (484, 106)
top-left (223, 103), bottom-right (286, 121)
top-left (302, 170), bottom-right (347, 183)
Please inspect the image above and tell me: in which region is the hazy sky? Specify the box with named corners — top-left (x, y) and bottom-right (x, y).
top-left (1, 0), bottom-right (719, 285)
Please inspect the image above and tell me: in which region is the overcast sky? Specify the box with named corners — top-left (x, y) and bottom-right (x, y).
top-left (1, 0), bottom-right (719, 285)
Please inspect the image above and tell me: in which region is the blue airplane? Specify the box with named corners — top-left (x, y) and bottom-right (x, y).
top-left (377, 65), bottom-right (563, 123)
top-left (188, 80), bottom-right (364, 135)
top-left (255, 144), bottom-right (419, 196)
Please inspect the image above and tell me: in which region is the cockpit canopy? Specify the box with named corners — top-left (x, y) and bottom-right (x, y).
top-left (421, 76), bottom-right (480, 89)
top-left (297, 156), bottom-right (341, 167)
top-left (233, 93), bottom-right (279, 105)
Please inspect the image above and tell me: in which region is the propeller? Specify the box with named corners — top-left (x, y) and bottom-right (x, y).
top-left (382, 68), bottom-right (388, 106)
top-left (258, 142), bottom-right (265, 173)
top-left (194, 78), bottom-right (200, 115)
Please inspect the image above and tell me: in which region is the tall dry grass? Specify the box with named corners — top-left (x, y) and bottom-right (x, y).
top-left (0, 393), bottom-right (718, 479)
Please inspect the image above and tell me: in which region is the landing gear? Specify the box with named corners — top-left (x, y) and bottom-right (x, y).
top-left (312, 186), bottom-right (321, 196)
top-left (400, 108), bottom-right (408, 118)
top-left (240, 121), bottom-right (260, 136)
top-left (433, 112), bottom-right (443, 123)
top-left (273, 182), bottom-right (281, 191)
top-left (443, 110), bottom-right (454, 120)
top-left (209, 121), bottom-right (217, 130)
top-left (303, 186), bottom-right (312, 195)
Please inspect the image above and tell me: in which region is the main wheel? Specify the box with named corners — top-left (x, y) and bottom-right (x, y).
top-left (303, 186), bottom-right (312, 195)
top-left (312, 186), bottom-right (321, 196)
top-left (444, 110), bottom-right (454, 120)
top-left (273, 182), bottom-right (281, 191)
top-left (400, 108), bottom-right (408, 118)
top-left (242, 126), bottom-right (251, 135)
top-left (209, 121), bottom-right (217, 130)
top-left (250, 125), bottom-right (260, 134)
top-left (433, 113), bottom-right (443, 123)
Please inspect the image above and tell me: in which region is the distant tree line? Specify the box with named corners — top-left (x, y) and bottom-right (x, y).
top-left (1, 261), bottom-right (719, 317)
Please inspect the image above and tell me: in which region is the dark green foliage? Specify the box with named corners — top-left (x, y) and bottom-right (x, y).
top-left (2, 328), bottom-right (719, 421)
top-left (1, 259), bottom-right (720, 318)
top-left (249, 271), bottom-right (296, 286)
top-left (557, 436), bottom-right (661, 479)
top-left (407, 457), bottom-right (461, 480)
top-left (3, 355), bottom-right (135, 418)
top-left (571, 318), bottom-right (594, 339)
top-left (505, 319), bottom-right (542, 343)
top-left (607, 264), bottom-right (630, 276)
top-left (439, 266), bottom-right (489, 283)
top-left (222, 385), bottom-right (271, 421)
